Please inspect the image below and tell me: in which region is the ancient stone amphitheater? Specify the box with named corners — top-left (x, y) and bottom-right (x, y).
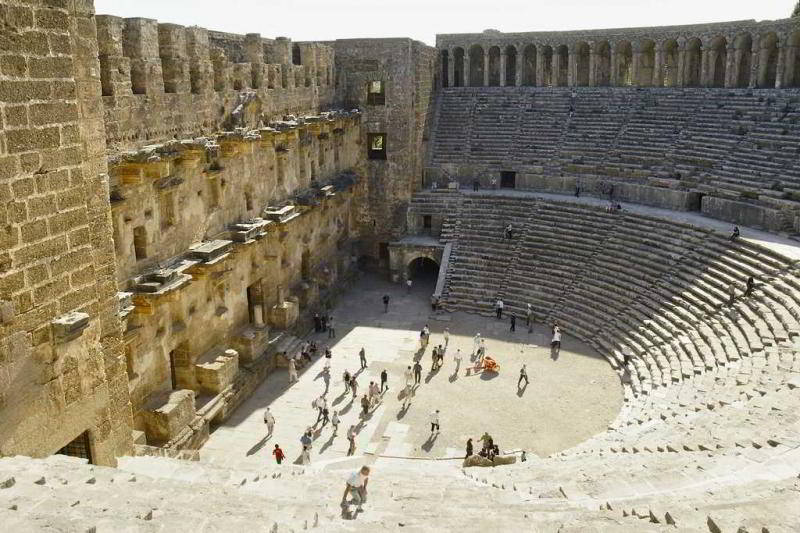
top-left (2, 1), bottom-right (800, 531)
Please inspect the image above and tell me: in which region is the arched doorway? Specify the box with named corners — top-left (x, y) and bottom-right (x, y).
top-left (505, 45), bottom-right (517, 86)
top-left (522, 44), bottom-right (536, 86)
top-left (684, 38), bottom-right (702, 87)
top-left (710, 36), bottom-right (728, 88)
top-left (662, 39), bottom-right (679, 87)
top-left (441, 49), bottom-right (449, 87)
top-left (469, 44), bottom-right (485, 86)
top-left (595, 41), bottom-right (611, 86)
top-left (408, 257), bottom-right (440, 284)
top-left (488, 46), bottom-right (501, 86)
top-left (576, 42), bottom-right (590, 86)
top-left (616, 41), bottom-right (633, 86)
top-left (759, 33), bottom-right (778, 88)
top-left (734, 33), bottom-right (752, 88)
top-left (453, 47), bottom-right (465, 87)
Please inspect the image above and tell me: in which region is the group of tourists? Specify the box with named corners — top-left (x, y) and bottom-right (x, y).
top-left (313, 312), bottom-right (336, 338)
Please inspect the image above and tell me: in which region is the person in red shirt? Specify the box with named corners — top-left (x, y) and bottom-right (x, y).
top-left (272, 444), bottom-right (285, 464)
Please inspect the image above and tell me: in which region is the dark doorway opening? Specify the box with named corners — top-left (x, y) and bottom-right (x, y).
top-left (423, 215), bottom-right (432, 232)
top-left (690, 192), bottom-right (705, 212)
top-left (58, 431), bottom-right (93, 464)
top-left (500, 171), bottom-right (516, 189)
top-left (408, 257), bottom-right (440, 283)
top-left (247, 282), bottom-right (264, 325)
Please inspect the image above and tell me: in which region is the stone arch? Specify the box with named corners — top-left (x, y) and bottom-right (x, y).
top-left (684, 38), bottom-right (702, 87)
top-left (595, 41), bottom-right (611, 86)
top-left (453, 47), bottom-right (465, 87)
top-left (407, 256), bottom-right (440, 281)
top-left (710, 36), bottom-right (728, 88)
top-left (616, 41), bottom-right (633, 86)
top-left (638, 39), bottom-right (656, 86)
top-left (505, 45), bottom-right (518, 86)
top-left (758, 32), bottom-right (779, 88)
top-left (522, 44), bottom-right (537, 86)
top-left (733, 33), bottom-right (753, 88)
top-left (575, 42), bottom-right (590, 86)
top-left (441, 49), bottom-right (449, 88)
top-left (469, 44), bottom-right (485, 86)
top-left (662, 39), bottom-right (679, 87)
top-left (488, 46), bottom-right (501, 86)
top-left (556, 45), bottom-right (569, 86)
top-left (542, 45), bottom-right (554, 86)
top-left (787, 30), bottom-right (800, 88)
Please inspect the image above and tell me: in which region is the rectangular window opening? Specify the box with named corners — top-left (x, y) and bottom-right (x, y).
top-left (367, 80), bottom-right (385, 105)
top-left (368, 133), bottom-right (387, 160)
top-left (133, 226), bottom-right (147, 261)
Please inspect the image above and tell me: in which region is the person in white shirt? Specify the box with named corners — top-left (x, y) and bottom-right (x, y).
top-left (263, 407), bottom-right (275, 436)
top-left (406, 278), bottom-right (413, 294)
top-left (525, 303), bottom-right (533, 327)
top-left (404, 365), bottom-right (413, 386)
top-left (331, 410), bottom-right (340, 436)
top-left (443, 328), bottom-right (450, 346)
top-left (341, 466), bottom-right (371, 512)
top-left (453, 349), bottom-right (462, 372)
top-left (430, 409), bottom-right (440, 434)
top-left (495, 298), bottom-right (504, 319)
top-left (473, 333), bottom-right (481, 355)
top-left (551, 324), bottom-right (562, 355)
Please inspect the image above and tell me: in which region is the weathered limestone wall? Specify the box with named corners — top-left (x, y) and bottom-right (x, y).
top-left (0, 0), bottom-right (133, 465)
top-left (109, 115), bottom-right (365, 443)
top-left (334, 39), bottom-right (436, 268)
top-left (95, 15), bottom-right (337, 150)
top-left (437, 18), bottom-right (800, 89)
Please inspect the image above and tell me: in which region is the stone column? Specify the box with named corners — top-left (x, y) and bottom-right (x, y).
top-left (500, 48), bottom-right (507, 86)
top-left (653, 45), bottom-right (664, 87)
top-left (631, 47), bottom-right (641, 86)
top-left (724, 43), bottom-right (736, 87)
top-left (784, 44), bottom-right (798, 88)
top-left (568, 45), bottom-right (577, 87)
top-left (775, 44), bottom-right (785, 88)
top-left (536, 47), bottom-right (545, 86)
top-left (123, 18), bottom-right (165, 95)
top-left (676, 43), bottom-right (686, 87)
top-left (245, 33), bottom-right (265, 89)
top-left (158, 24), bottom-right (191, 94)
top-left (749, 36), bottom-right (760, 88)
top-left (588, 44), bottom-right (597, 86)
top-left (483, 48), bottom-right (490, 86)
top-left (447, 48), bottom-right (455, 88)
top-left (700, 47), bottom-right (710, 87)
top-left (610, 47), bottom-right (619, 86)
top-left (553, 50), bottom-right (561, 86)
top-left (515, 45), bottom-right (523, 86)
top-left (96, 15), bottom-right (132, 97)
top-left (463, 49), bottom-right (470, 88)
top-left (186, 27), bottom-right (214, 94)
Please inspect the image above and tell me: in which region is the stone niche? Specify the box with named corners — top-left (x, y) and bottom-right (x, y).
top-left (269, 298), bottom-right (299, 330)
top-left (194, 348), bottom-right (239, 395)
top-left (141, 389), bottom-right (196, 444)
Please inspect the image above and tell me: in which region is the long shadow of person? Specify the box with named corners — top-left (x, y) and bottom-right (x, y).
top-left (516, 381), bottom-right (528, 398)
top-left (421, 431), bottom-right (438, 452)
top-left (246, 433), bottom-right (270, 456)
top-left (319, 432), bottom-right (336, 454)
top-left (551, 344), bottom-right (560, 361)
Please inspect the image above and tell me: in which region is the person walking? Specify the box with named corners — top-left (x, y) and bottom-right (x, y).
top-left (518, 364), bottom-right (529, 388)
top-left (454, 349), bottom-right (462, 372)
top-left (730, 226), bottom-right (740, 242)
top-left (346, 426), bottom-right (357, 456)
top-left (404, 365), bottom-right (413, 386)
top-left (525, 303), bottom-right (532, 327)
top-left (466, 438), bottom-right (474, 458)
top-left (324, 347), bottom-right (332, 372)
top-left (380, 369), bottom-right (388, 392)
top-left (431, 346), bottom-right (439, 371)
top-left (443, 327), bottom-right (450, 346)
top-left (272, 444), bottom-right (285, 465)
top-left (359, 347), bottom-right (367, 369)
top-left (382, 294), bottom-right (390, 313)
top-left (321, 405), bottom-right (330, 426)
top-left (437, 344), bottom-right (445, 367)
top-left (263, 407), bottom-right (275, 437)
top-left (360, 394), bottom-right (370, 417)
top-left (288, 357), bottom-right (298, 384)
top-left (406, 278), bottom-right (413, 294)
top-left (495, 298), bottom-right (504, 319)
top-left (331, 409), bottom-right (340, 435)
top-left (430, 409), bottom-right (440, 434)
top-left (343, 370), bottom-right (351, 394)
top-left (728, 283), bottom-right (736, 307)
top-left (473, 333), bottom-right (482, 355)
top-left (341, 466), bottom-right (371, 513)
top-left (402, 382), bottom-right (413, 409)
top-left (413, 361), bottom-right (422, 384)
top-left (551, 324), bottom-right (562, 354)
top-left (350, 375), bottom-right (359, 399)
top-left (745, 275), bottom-right (755, 296)
top-left (328, 316), bottom-right (336, 338)
top-left (301, 429), bottom-right (313, 452)
top-left (510, 314), bottom-right (516, 332)
top-left (315, 395), bottom-right (327, 425)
